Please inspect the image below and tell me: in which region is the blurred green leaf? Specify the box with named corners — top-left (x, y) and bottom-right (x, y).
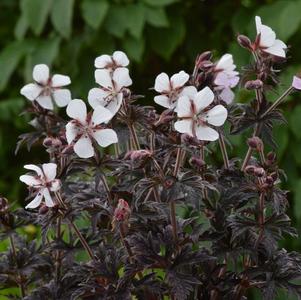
top-left (81, 0), bottom-right (109, 30)
top-left (289, 105), bottom-right (301, 140)
top-left (14, 14), bottom-right (28, 40)
top-left (126, 3), bottom-right (146, 39)
top-left (104, 4), bottom-right (128, 38)
top-left (0, 98), bottom-right (24, 122)
top-left (21, 0), bottom-right (52, 35)
top-left (273, 125), bottom-right (289, 160)
top-left (145, 6), bottom-right (169, 28)
top-left (123, 36), bottom-right (145, 62)
top-left (142, 0), bottom-right (178, 7)
top-left (51, 0), bottom-right (74, 38)
top-left (149, 15), bottom-right (185, 60)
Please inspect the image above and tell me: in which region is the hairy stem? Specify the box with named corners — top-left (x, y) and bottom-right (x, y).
top-left (9, 235), bottom-right (26, 298)
top-left (219, 134), bottom-right (230, 169)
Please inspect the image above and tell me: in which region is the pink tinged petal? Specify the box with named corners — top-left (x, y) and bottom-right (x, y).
top-left (25, 192), bottom-right (43, 209)
top-left (214, 73), bottom-right (229, 87)
top-left (170, 71), bottom-right (189, 88)
top-left (215, 54), bottom-right (234, 71)
top-left (42, 163), bottom-right (57, 181)
top-left (33, 64), bottom-right (49, 85)
top-left (176, 96), bottom-right (193, 118)
top-left (94, 54), bottom-right (112, 68)
top-left (219, 88), bottom-right (235, 104)
top-left (66, 122), bottom-right (77, 144)
top-left (36, 95), bottom-right (54, 110)
top-left (174, 119), bottom-right (193, 136)
top-left (112, 67), bottom-right (132, 91)
top-left (154, 95), bottom-right (171, 109)
top-left (20, 83), bottom-right (42, 101)
top-left (154, 72), bottom-right (170, 93)
top-left (53, 89), bottom-right (72, 107)
top-left (195, 125), bottom-right (219, 141)
top-left (50, 179), bottom-right (61, 192)
top-left (95, 69), bottom-right (113, 89)
top-left (180, 86), bottom-right (197, 98)
top-left (24, 164), bottom-right (43, 176)
top-left (19, 175), bottom-right (41, 186)
top-left (92, 128), bottom-right (118, 147)
top-left (292, 76), bottom-right (301, 90)
top-left (88, 88), bottom-right (110, 108)
top-left (204, 105), bottom-right (228, 126)
top-left (66, 99), bottom-right (87, 124)
top-left (74, 136), bottom-right (94, 158)
top-left (113, 51), bottom-right (129, 67)
top-left (194, 86), bottom-right (215, 112)
top-left (91, 105), bottom-right (113, 125)
top-left (43, 188), bottom-right (55, 207)
top-left (51, 74), bottom-right (71, 87)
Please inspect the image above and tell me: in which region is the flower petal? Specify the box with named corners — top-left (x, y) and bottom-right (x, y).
top-left (19, 175), bottom-right (41, 186)
top-left (180, 86), bottom-right (197, 98)
top-left (20, 83), bottom-right (42, 101)
top-left (174, 119), bottom-right (193, 136)
top-left (204, 105), bottom-right (228, 126)
top-left (88, 88), bottom-right (109, 108)
top-left (91, 105), bottom-right (113, 125)
top-left (36, 95), bottom-right (54, 110)
top-left (42, 163), bottom-right (57, 181)
top-left (24, 164), bottom-right (43, 176)
top-left (33, 64), bottom-right (49, 85)
top-left (292, 76), bottom-right (301, 90)
top-left (219, 88), bottom-right (234, 104)
top-left (53, 89), bottom-right (72, 107)
top-left (112, 67), bottom-right (132, 91)
top-left (43, 188), bottom-right (55, 207)
top-left (176, 96), bottom-right (193, 118)
top-left (170, 71), bottom-right (189, 88)
top-left (25, 192), bottom-right (43, 209)
top-left (113, 51), bottom-right (129, 67)
top-left (95, 54), bottom-right (112, 68)
top-left (50, 179), bottom-right (61, 192)
top-left (154, 95), bottom-right (171, 109)
top-left (255, 16), bottom-right (276, 48)
top-left (154, 73), bottom-right (170, 93)
top-left (95, 69), bottom-right (113, 89)
top-left (195, 125), bottom-right (219, 141)
top-left (264, 39), bottom-right (287, 58)
top-left (194, 86), bottom-right (214, 112)
top-left (92, 128), bottom-right (118, 147)
top-left (215, 54), bottom-right (235, 72)
top-left (51, 74), bottom-right (71, 87)
top-left (66, 99), bottom-right (87, 123)
top-left (74, 136), bottom-right (94, 158)
top-left (66, 121), bottom-right (78, 144)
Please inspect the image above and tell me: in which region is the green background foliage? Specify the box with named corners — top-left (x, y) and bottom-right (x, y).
top-left (1, 0), bottom-right (301, 283)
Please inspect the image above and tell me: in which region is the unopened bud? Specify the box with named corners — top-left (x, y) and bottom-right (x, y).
top-left (62, 145), bottom-right (74, 155)
top-left (247, 136), bottom-right (263, 151)
top-left (164, 177), bottom-right (175, 189)
top-left (254, 167), bottom-right (265, 177)
top-left (113, 199), bottom-right (131, 223)
top-left (43, 137), bottom-right (62, 148)
top-left (125, 149), bottom-right (152, 161)
top-left (266, 152), bottom-right (276, 163)
top-left (270, 172), bottom-right (278, 182)
top-left (181, 134), bottom-right (203, 146)
top-left (265, 176), bottom-right (274, 185)
top-left (245, 79), bottom-right (263, 90)
top-left (245, 165), bottom-right (256, 175)
top-left (197, 51), bottom-right (212, 63)
top-left (189, 156), bottom-right (205, 169)
top-left (237, 35), bottom-right (252, 50)
top-left (39, 204), bottom-right (49, 215)
top-left (0, 196), bottom-right (8, 213)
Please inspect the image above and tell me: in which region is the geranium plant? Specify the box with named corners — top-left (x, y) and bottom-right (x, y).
top-left (1, 16), bottom-right (301, 300)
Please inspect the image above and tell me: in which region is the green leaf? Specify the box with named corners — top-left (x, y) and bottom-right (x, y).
top-left (123, 36), bottom-right (145, 62)
top-left (21, 0), bottom-right (52, 35)
top-left (145, 6), bottom-right (169, 27)
top-left (278, 1), bottom-right (301, 41)
top-left (14, 14), bottom-right (28, 40)
top-left (51, 0), bottom-right (74, 38)
top-left (289, 105), bottom-right (301, 140)
top-left (104, 5), bottom-right (128, 38)
top-left (0, 41), bottom-right (29, 92)
top-left (126, 4), bottom-right (145, 39)
top-left (142, 0), bottom-right (178, 7)
top-left (81, 0), bottom-right (109, 30)
top-left (0, 98), bottom-right (25, 122)
top-left (149, 15), bottom-right (185, 60)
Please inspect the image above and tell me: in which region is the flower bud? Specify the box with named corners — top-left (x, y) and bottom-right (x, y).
top-left (244, 79), bottom-right (263, 90)
top-left (265, 176), bottom-right (274, 185)
top-left (237, 34), bottom-right (252, 50)
top-left (181, 133), bottom-right (203, 146)
top-left (43, 137), bottom-right (62, 148)
top-left (189, 156), bottom-right (205, 169)
top-left (62, 145), bottom-right (74, 155)
top-left (197, 51), bottom-right (212, 63)
top-left (266, 152), bottom-right (276, 164)
top-left (254, 167), bottom-right (265, 177)
top-left (245, 165), bottom-right (256, 175)
top-left (39, 204), bottom-right (49, 215)
top-left (125, 150), bottom-right (152, 161)
top-left (0, 196), bottom-right (8, 213)
top-left (247, 136), bottom-right (263, 151)
top-left (113, 199), bottom-right (131, 223)
top-left (270, 172), bottom-right (278, 182)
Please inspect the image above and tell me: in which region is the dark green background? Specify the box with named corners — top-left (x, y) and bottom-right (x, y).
top-left (1, 0), bottom-right (301, 262)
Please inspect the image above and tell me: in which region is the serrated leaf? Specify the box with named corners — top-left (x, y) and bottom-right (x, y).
top-left (21, 0), bottom-right (52, 35)
top-left (51, 0), bottom-right (74, 38)
top-left (145, 6), bottom-right (169, 27)
top-left (143, 0), bottom-right (178, 6)
top-left (81, 0), bottom-right (109, 29)
top-left (149, 15), bottom-right (185, 60)
top-left (123, 36), bottom-right (145, 62)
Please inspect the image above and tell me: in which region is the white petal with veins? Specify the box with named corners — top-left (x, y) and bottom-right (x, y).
top-left (66, 99), bottom-right (87, 124)
top-left (74, 136), bottom-right (94, 158)
top-left (33, 64), bottom-right (49, 85)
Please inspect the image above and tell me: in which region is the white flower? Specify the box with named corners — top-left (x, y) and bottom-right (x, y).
top-left (174, 86), bottom-right (227, 141)
top-left (154, 71), bottom-right (194, 109)
top-left (88, 68), bottom-right (132, 116)
top-left (20, 163), bottom-right (61, 209)
top-left (95, 51), bottom-right (129, 71)
top-left (255, 16), bottom-right (287, 58)
top-left (66, 99), bottom-right (118, 158)
top-left (20, 64), bottom-right (72, 110)
top-left (214, 54), bottom-right (239, 104)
